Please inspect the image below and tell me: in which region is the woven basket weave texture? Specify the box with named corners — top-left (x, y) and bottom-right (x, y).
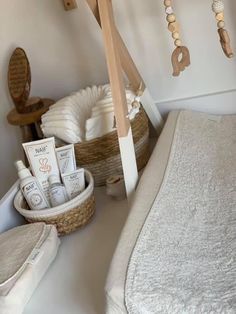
top-left (26, 195), bottom-right (95, 236)
top-left (74, 108), bottom-right (149, 186)
top-left (14, 170), bottom-right (95, 236)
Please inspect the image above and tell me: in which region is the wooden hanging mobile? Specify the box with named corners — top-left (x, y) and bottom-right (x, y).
top-left (212, 0), bottom-right (233, 58)
top-left (164, 0), bottom-right (190, 77)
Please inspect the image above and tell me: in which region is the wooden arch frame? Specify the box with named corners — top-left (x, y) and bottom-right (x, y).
top-left (63, 0), bottom-right (163, 200)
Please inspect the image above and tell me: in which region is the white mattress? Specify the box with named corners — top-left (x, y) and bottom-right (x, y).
top-left (105, 111), bottom-right (180, 313)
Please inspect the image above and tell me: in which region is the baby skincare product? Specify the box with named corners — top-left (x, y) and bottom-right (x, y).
top-left (48, 175), bottom-right (69, 207)
top-left (56, 144), bottom-right (76, 174)
top-left (62, 169), bottom-right (85, 200)
top-left (15, 160), bottom-right (50, 210)
top-left (22, 137), bottom-right (60, 200)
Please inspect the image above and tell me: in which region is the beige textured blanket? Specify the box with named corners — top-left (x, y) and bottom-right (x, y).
top-left (125, 111), bottom-right (236, 314)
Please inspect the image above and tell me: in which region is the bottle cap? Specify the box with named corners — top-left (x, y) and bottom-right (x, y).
top-left (48, 174), bottom-right (61, 186)
top-left (15, 160), bottom-right (32, 180)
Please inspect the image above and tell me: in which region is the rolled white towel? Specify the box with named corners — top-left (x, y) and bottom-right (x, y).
top-left (41, 125), bottom-right (82, 143)
top-left (41, 112), bottom-right (80, 128)
top-left (49, 96), bottom-right (89, 122)
top-left (91, 97), bottom-right (114, 117)
top-left (91, 106), bottom-right (114, 118)
top-left (85, 111), bottom-right (115, 141)
top-left (84, 87), bottom-right (138, 141)
top-left (41, 84), bottom-right (140, 143)
top-left (91, 92), bottom-right (134, 118)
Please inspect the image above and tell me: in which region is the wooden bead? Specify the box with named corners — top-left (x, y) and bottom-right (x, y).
top-left (172, 32), bottom-right (180, 39)
top-left (212, 0), bottom-right (224, 14)
top-left (164, 0), bottom-right (172, 7)
top-left (168, 21), bottom-right (179, 33)
top-left (174, 39), bottom-right (182, 47)
top-left (215, 12), bottom-right (224, 21)
top-left (165, 6), bottom-right (173, 15)
top-left (217, 20), bottom-right (225, 28)
top-left (166, 14), bottom-right (176, 23)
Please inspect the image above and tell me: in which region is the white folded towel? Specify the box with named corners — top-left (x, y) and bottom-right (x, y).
top-left (42, 112), bottom-right (79, 125)
top-left (41, 84), bottom-right (139, 143)
top-left (0, 223), bottom-right (60, 314)
top-left (41, 125), bottom-right (82, 144)
top-left (85, 111), bottom-right (116, 141)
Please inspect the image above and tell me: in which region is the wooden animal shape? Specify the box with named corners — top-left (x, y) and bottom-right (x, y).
top-left (164, 0), bottom-right (191, 76)
top-left (171, 46), bottom-right (191, 77)
top-left (211, 0), bottom-right (234, 59)
top-left (218, 28), bottom-right (234, 58)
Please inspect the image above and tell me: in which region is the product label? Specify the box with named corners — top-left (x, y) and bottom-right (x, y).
top-left (50, 186), bottom-right (68, 207)
top-left (27, 249), bottom-right (43, 265)
top-left (62, 169), bottom-right (85, 200)
top-left (22, 181), bottom-right (49, 210)
top-left (23, 138), bottom-right (60, 201)
top-left (56, 145), bottom-right (76, 174)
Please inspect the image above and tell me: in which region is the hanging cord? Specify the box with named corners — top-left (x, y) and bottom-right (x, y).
top-left (126, 82), bottom-right (143, 120)
top-left (212, 0), bottom-right (233, 58)
top-left (163, 0), bottom-right (190, 77)
top-left (113, 82), bottom-right (143, 127)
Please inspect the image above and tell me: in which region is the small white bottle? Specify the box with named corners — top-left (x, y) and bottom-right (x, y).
top-left (15, 160), bottom-right (50, 210)
top-left (48, 175), bottom-right (69, 207)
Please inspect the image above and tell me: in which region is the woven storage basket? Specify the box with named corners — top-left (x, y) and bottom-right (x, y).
top-left (74, 107), bottom-right (149, 186)
top-left (14, 170), bottom-right (95, 236)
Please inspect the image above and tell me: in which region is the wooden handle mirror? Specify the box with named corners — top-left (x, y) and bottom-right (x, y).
top-left (8, 48), bottom-right (31, 113)
top-left (8, 48), bottom-right (43, 113)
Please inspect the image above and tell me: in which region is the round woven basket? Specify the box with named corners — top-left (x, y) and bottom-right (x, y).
top-left (14, 170), bottom-right (95, 236)
top-left (74, 107), bottom-right (149, 186)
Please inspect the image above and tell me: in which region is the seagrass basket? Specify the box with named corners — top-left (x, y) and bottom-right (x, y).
top-left (74, 107), bottom-right (149, 186)
top-left (14, 170), bottom-right (95, 236)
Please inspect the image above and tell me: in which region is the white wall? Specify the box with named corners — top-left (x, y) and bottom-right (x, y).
top-left (0, 0), bottom-right (236, 198)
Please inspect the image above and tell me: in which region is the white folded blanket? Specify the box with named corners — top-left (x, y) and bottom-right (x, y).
top-left (85, 111), bottom-right (116, 141)
top-left (0, 223), bottom-right (60, 314)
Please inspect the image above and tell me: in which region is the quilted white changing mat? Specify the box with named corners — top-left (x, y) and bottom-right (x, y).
top-left (125, 111), bottom-right (236, 313)
top-left (0, 223), bottom-right (60, 314)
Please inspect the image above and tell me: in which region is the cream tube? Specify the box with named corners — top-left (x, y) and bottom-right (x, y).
top-left (22, 137), bottom-right (60, 201)
top-left (55, 144), bottom-right (76, 174)
top-left (61, 169), bottom-right (85, 200)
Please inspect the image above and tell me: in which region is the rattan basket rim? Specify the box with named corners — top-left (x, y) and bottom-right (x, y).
top-left (14, 170), bottom-right (94, 219)
top-left (74, 107), bottom-right (148, 165)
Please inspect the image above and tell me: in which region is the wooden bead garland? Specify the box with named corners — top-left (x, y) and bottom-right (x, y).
top-left (212, 0), bottom-right (233, 58)
top-left (164, 0), bottom-right (190, 76)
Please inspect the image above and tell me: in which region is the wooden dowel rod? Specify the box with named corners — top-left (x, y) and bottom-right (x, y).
top-left (85, 0), bottom-right (145, 93)
top-left (97, 0), bottom-right (130, 138)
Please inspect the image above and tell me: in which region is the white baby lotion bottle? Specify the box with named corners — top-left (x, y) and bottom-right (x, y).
top-left (15, 160), bottom-right (50, 210)
top-left (48, 175), bottom-right (69, 207)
